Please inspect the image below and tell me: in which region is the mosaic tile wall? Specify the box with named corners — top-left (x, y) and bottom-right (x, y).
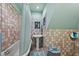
top-left (0, 4), bottom-right (21, 51)
top-left (0, 4), bottom-right (1, 33)
top-left (43, 29), bottom-right (79, 56)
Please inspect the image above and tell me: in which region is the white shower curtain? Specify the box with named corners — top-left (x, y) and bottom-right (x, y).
top-left (20, 4), bottom-right (31, 55)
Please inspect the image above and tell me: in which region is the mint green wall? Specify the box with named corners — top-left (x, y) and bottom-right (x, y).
top-left (12, 3), bottom-right (23, 14)
top-left (15, 3), bottom-right (23, 12)
top-left (48, 4), bottom-right (79, 29)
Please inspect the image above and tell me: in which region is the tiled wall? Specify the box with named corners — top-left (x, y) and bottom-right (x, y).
top-left (43, 29), bottom-right (79, 56)
top-left (0, 4), bottom-right (1, 33)
top-left (0, 4), bottom-right (21, 51)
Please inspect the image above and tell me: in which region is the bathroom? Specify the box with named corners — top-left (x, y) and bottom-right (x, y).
top-left (0, 3), bottom-right (79, 56)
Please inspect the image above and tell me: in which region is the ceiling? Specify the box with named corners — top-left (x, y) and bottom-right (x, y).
top-left (14, 3), bottom-right (46, 14)
top-left (29, 3), bottom-right (46, 13)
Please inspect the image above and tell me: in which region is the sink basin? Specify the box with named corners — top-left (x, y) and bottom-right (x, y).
top-left (32, 34), bottom-right (43, 50)
top-left (33, 35), bottom-right (43, 38)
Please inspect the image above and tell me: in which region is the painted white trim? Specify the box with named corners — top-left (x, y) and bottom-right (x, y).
top-left (22, 40), bottom-right (32, 56)
top-left (41, 5), bottom-right (47, 30)
top-left (42, 5), bottom-right (47, 19)
top-left (45, 4), bottom-right (55, 29)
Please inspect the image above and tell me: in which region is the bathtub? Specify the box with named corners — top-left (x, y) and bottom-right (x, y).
top-left (1, 40), bottom-right (20, 56)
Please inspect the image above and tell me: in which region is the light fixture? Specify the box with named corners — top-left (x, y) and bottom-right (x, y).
top-left (36, 6), bottom-right (39, 9)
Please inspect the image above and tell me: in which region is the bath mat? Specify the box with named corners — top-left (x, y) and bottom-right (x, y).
top-left (30, 50), bottom-right (47, 56)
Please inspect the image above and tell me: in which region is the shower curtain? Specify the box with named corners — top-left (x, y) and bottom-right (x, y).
top-left (20, 4), bottom-right (31, 55)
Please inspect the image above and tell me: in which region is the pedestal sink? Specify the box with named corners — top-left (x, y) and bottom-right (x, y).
top-left (33, 35), bottom-right (43, 50)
